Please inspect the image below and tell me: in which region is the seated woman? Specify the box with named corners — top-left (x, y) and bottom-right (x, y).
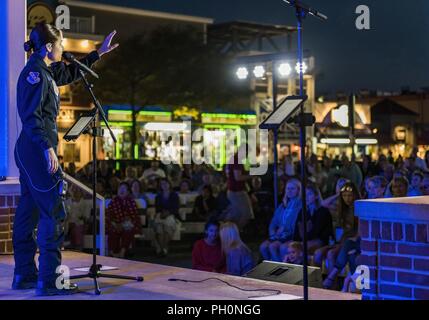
top-left (219, 222), bottom-right (255, 276)
top-left (178, 179), bottom-right (192, 194)
top-left (152, 178), bottom-right (180, 256)
top-left (106, 182), bottom-right (141, 258)
top-left (321, 182), bottom-right (361, 289)
top-left (130, 179), bottom-right (147, 209)
top-left (291, 183), bottom-right (333, 265)
top-left (193, 185), bottom-right (217, 220)
top-left (259, 178), bottom-right (302, 262)
top-left (65, 185), bottom-right (91, 249)
top-left (192, 220), bottom-right (226, 273)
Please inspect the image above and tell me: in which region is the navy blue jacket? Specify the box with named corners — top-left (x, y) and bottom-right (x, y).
top-left (16, 50), bottom-right (100, 151)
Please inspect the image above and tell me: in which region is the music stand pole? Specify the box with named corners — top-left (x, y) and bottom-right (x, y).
top-left (67, 70), bottom-right (143, 295)
top-left (296, 7), bottom-right (310, 301)
top-left (272, 62), bottom-right (279, 210)
top-left (282, 0), bottom-right (328, 301)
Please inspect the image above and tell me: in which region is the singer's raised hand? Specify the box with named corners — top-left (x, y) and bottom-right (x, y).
top-left (97, 30), bottom-right (119, 57)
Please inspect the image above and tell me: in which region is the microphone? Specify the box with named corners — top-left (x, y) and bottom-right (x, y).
top-left (283, 0), bottom-right (328, 21)
top-left (62, 52), bottom-right (99, 79)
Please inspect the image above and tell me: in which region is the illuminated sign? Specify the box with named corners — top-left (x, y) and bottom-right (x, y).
top-left (28, 2), bottom-right (55, 28)
top-left (57, 109), bottom-right (76, 123)
top-left (108, 110), bottom-right (172, 123)
top-left (173, 106), bottom-right (200, 120)
top-left (144, 122), bottom-right (189, 131)
top-left (332, 104), bottom-right (349, 127)
top-left (201, 113), bottom-right (257, 125)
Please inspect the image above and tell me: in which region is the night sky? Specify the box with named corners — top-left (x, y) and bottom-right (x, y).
top-left (49, 0), bottom-right (429, 95)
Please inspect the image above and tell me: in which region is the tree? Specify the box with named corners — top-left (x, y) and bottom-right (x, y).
top-left (85, 26), bottom-right (249, 159)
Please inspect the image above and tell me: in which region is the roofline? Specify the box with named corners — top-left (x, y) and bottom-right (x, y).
top-left (210, 20), bottom-right (297, 32)
top-left (61, 0), bottom-right (214, 25)
top-left (61, 31), bottom-right (104, 42)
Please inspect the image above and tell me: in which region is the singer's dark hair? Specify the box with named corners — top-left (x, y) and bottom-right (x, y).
top-left (24, 22), bottom-right (62, 53)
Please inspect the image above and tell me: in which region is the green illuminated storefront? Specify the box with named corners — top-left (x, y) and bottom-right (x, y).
top-left (101, 107), bottom-right (173, 160)
top-left (101, 106), bottom-right (257, 169)
top-left (199, 112), bottom-right (257, 169)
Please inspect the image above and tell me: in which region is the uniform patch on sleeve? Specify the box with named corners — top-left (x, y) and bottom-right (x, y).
top-left (26, 72), bottom-right (41, 85)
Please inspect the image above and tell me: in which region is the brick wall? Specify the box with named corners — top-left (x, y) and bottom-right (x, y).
top-left (359, 218), bottom-right (429, 300)
top-left (0, 195), bottom-right (19, 254)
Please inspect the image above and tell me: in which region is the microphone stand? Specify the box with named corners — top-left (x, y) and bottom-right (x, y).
top-left (67, 69), bottom-right (143, 295)
top-left (282, 0), bottom-right (327, 301)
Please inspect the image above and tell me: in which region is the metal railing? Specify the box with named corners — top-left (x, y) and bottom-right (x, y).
top-left (69, 16), bottom-right (95, 34)
top-left (63, 173), bottom-right (106, 256)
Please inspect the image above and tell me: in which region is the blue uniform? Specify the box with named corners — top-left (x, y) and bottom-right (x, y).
top-left (13, 50), bottom-right (99, 284)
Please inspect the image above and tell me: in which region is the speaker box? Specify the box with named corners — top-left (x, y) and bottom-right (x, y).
top-left (245, 260), bottom-right (323, 288)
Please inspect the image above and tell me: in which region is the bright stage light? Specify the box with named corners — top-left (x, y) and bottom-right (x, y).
top-left (278, 63), bottom-right (292, 77)
top-left (295, 62), bottom-right (308, 74)
top-left (253, 65), bottom-right (265, 78)
top-left (236, 67), bottom-right (248, 80)
top-left (320, 138), bottom-right (351, 144)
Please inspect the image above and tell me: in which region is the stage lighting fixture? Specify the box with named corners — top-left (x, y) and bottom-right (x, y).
top-left (253, 65), bottom-right (266, 78)
top-left (236, 67), bottom-right (249, 80)
top-left (278, 63), bottom-right (292, 77)
top-left (295, 62), bottom-right (308, 74)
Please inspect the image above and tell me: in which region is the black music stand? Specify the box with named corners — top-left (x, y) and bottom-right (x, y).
top-left (64, 70), bottom-right (143, 295)
top-left (260, 95), bottom-right (309, 211)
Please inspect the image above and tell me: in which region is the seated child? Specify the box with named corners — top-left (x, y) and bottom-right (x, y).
top-left (283, 241), bottom-right (304, 265)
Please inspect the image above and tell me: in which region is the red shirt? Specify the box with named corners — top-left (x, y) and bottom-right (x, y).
top-left (226, 155), bottom-right (246, 192)
top-left (106, 196), bottom-right (141, 235)
top-left (192, 239), bottom-right (226, 273)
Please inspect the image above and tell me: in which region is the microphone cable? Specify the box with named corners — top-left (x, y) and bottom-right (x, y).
top-left (168, 277), bottom-right (282, 299)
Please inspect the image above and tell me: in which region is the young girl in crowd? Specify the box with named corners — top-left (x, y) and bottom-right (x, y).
top-left (322, 182), bottom-right (361, 289)
top-left (283, 242), bottom-right (304, 265)
top-left (389, 176), bottom-right (409, 198)
top-left (219, 222), bottom-right (254, 276)
top-left (321, 177), bottom-right (349, 227)
top-left (192, 220), bottom-right (226, 273)
top-left (365, 175), bottom-right (388, 199)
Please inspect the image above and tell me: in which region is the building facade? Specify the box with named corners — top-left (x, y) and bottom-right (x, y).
top-left (315, 92), bottom-right (429, 160)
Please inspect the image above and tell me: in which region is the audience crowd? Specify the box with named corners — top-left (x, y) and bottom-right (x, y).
top-left (63, 146), bottom-right (429, 292)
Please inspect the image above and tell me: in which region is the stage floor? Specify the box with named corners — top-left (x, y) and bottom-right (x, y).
top-left (0, 251), bottom-right (360, 300)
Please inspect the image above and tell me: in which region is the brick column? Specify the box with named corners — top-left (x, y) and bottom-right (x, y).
top-left (356, 197), bottom-right (429, 300)
top-left (0, 192), bottom-right (19, 254)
